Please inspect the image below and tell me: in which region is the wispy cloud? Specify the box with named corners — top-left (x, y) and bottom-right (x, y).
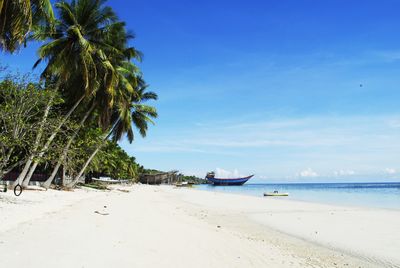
top-left (384, 168), bottom-right (397, 175)
top-left (298, 168), bottom-right (318, 178)
top-left (215, 168), bottom-right (244, 178)
top-left (334, 170), bottom-right (356, 176)
top-left (128, 114), bottom-right (400, 180)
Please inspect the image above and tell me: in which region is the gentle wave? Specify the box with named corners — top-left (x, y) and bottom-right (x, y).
top-left (196, 182), bottom-right (400, 210)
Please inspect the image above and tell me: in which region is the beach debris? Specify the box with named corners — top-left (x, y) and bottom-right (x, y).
top-left (217, 225), bottom-right (221, 228)
top-left (94, 211), bottom-right (109, 216)
top-left (116, 189), bottom-right (130, 193)
top-left (14, 184), bottom-right (22, 197)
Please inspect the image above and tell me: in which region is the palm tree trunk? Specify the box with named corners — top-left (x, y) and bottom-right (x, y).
top-left (65, 145), bottom-right (102, 188)
top-left (66, 122), bottom-right (118, 188)
top-left (61, 165), bottom-right (65, 186)
top-left (12, 95), bottom-right (54, 188)
top-left (21, 94), bottom-right (86, 187)
top-left (42, 102), bottom-right (95, 189)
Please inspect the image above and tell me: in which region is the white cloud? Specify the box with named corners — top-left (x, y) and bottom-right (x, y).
top-left (387, 119), bottom-right (400, 128)
top-left (298, 168), bottom-right (318, 178)
top-left (215, 168), bottom-right (243, 178)
top-left (384, 168), bottom-right (396, 175)
top-left (334, 170), bottom-right (356, 176)
top-left (127, 114), bottom-right (400, 180)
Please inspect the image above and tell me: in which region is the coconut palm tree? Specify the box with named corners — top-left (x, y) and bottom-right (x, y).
top-left (111, 77), bottom-right (158, 143)
top-left (40, 19), bottom-right (142, 188)
top-left (66, 78), bottom-right (157, 188)
top-left (19, 0), bottom-right (141, 186)
top-left (0, 0), bottom-right (54, 52)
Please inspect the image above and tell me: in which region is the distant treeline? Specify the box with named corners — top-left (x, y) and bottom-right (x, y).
top-left (179, 174), bottom-right (208, 184)
top-left (141, 169), bottom-right (207, 184)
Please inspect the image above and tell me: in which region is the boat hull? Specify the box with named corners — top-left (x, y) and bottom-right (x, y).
top-left (207, 175), bottom-right (254, 186)
top-left (264, 193), bottom-right (289, 196)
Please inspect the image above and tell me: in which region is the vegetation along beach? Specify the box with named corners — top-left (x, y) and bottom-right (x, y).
top-left (1, 0), bottom-right (400, 267)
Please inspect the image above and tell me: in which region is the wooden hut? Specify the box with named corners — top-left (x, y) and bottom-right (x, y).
top-left (139, 171), bottom-right (178, 185)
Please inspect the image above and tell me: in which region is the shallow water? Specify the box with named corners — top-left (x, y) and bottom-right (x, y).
top-left (196, 182), bottom-right (400, 210)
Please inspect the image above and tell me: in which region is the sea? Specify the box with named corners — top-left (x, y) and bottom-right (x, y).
top-left (196, 182), bottom-right (400, 210)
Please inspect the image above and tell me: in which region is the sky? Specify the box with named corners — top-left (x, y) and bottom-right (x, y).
top-left (1, 0), bottom-right (400, 182)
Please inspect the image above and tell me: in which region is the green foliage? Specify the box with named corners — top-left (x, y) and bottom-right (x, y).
top-left (89, 141), bottom-right (140, 181)
top-left (0, 77), bottom-right (64, 176)
top-left (0, 0), bottom-right (159, 187)
top-left (0, 0), bottom-right (55, 52)
top-left (179, 174), bottom-right (207, 184)
top-left (58, 127), bottom-right (100, 177)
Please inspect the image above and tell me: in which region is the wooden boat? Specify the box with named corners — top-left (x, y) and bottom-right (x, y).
top-left (264, 191), bottom-right (289, 197)
top-left (174, 182), bottom-right (193, 187)
top-left (205, 172), bottom-right (253, 186)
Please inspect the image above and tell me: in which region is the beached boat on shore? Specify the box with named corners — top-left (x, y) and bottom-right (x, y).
top-left (92, 177), bottom-right (130, 184)
top-left (174, 182), bottom-right (193, 187)
top-left (205, 172), bottom-right (253, 186)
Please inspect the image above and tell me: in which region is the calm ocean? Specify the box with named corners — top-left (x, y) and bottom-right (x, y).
top-left (196, 182), bottom-right (400, 210)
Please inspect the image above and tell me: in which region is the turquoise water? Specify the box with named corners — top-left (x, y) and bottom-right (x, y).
top-left (196, 182), bottom-right (400, 210)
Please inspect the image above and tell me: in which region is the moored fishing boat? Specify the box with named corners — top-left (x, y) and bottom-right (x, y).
top-left (264, 191), bottom-right (289, 197)
top-left (205, 172), bottom-right (254, 186)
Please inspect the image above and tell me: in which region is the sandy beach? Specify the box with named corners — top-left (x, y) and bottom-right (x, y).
top-left (0, 185), bottom-right (399, 268)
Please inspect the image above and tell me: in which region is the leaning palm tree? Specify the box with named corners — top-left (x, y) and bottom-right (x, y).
top-left (19, 0), bottom-right (136, 187)
top-left (112, 77), bottom-right (158, 142)
top-left (0, 0), bottom-right (54, 52)
top-left (41, 21), bottom-right (142, 188)
top-left (66, 78), bottom-right (157, 188)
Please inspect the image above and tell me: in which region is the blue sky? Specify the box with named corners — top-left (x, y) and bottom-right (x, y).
top-left (2, 0), bottom-right (400, 182)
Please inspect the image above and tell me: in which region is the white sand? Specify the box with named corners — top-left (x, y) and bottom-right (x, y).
top-left (0, 185), bottom-right (399, 268)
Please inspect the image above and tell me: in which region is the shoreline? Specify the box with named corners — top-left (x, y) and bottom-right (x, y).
top-left (1, 184), bottom-right (399, 267)
top-left (175, 186), bottom-right (400, 266)
top-left (195, 183), bottom-right (400, 211)
top-left (195, 184), bottom-right (400, 212)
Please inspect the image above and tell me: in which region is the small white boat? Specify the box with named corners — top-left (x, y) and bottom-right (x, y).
top-left (175, 182), bottom-right (193, 187)
top-left (92, 177), bottom-right (129, 184)
top-left (264, 191), bottom-right (289, 197)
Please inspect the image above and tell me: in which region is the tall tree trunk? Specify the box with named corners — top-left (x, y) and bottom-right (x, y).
top-left (42, 102), bottom-right (95, 189)
top-left (0, 148), bottom-right (13, 176)
top-left (61, 165), bottom-right (65, 186)
top-left (12, 158), bottom-right (33, 187)
top-left (66, 122), bottom-right (118, 189)
top-left (12, 96), bottom-right (54, 188)
top-left (43, 161), bottom-right (61, 188)
top-left (21, 94), bottom-right (86, 187)
top-left (65, 145), bottom-right (102, 188)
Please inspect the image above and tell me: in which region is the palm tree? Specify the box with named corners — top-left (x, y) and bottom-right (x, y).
top-left (40, 15), bottom-right (142, 188)
top-left (112, 77), bottom-right (158, 142)
top-left (19, 0), bottom-right (141, 186)
top-left (0, 0), bottom-right (54, 52)
top-left (66, 78), bottom-right (157, 188)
